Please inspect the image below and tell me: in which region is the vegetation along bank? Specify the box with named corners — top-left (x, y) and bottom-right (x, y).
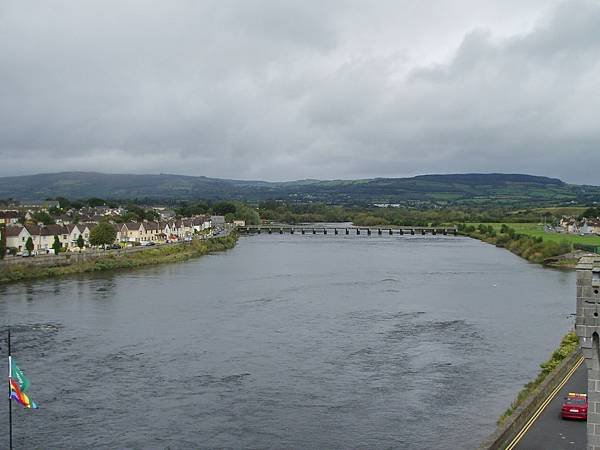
top-left (458, 223), bottom-right (584, 268)
top-left (497, 331), bottom-right (579, 425)
top-left (0, 234), bottom-right (237, 284)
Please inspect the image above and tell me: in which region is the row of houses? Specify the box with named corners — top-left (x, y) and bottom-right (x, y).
top-left (5, 223), bottom-right (96, 252)
top-left (4, 215), bottom-right (226, 253)
top-left (118, 216), bottom-right (213, 243)
top-left (2, 204), bottom-right (180, 229)
top-left (0, 211), bottom-right (20, 225)
top-left (558, 216), bottom-right (600, 235)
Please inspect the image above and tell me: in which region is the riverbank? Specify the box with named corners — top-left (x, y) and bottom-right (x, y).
top-left (458, 224), bottom-right (580, 268)
top-left (0, 234), bottom-right (238, 284)
top-left (497, 331), bottom-right (579, 425)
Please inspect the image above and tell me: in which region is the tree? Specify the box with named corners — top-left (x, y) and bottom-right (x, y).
top-left (121, 205), bottom-right (159, 222)
top-left (55, 196), bottom-right (71, 210)
top-left (240, 208), bottom-right (260, 225)
top-left (212, 201), bottom-right (236, 215)
top-left (87, 198), bottom-right (106, 207)
top-left (52, 235), bottom-right (62, 254)
top-left (77, 234), bottom-right (85, 250)
top-left (235, 204), bottom-right (261, 225)
top-left (89, 222), bottom-right (117, 247)
top-left (32, 211), bottom-right (55, 225)
top-left (0, 224), bottom-right (6, 259)
top-left (25, 236), bottom-right (34, 253)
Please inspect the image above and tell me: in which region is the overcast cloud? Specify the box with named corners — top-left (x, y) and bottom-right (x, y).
top-left (1, 0), bottom-right (599, 183)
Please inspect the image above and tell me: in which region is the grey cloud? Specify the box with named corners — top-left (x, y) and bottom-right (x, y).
top-left (0, 0), bottom-right (598, 183)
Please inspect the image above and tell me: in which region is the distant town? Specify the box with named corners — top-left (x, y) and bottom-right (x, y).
top-left (557, 216), bottom-right (600, 235)
top-left (0, 199), bottom-right (245, 256)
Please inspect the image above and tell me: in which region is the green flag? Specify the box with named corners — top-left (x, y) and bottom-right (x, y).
top-left (11, 358), bottom-right (31, 392)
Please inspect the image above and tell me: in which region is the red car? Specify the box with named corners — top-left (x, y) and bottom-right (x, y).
top-left (561, 392), bottom-right (587, 420)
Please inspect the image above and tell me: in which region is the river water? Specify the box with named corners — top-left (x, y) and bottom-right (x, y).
top-left (0, 234), bottom-right (575, 449)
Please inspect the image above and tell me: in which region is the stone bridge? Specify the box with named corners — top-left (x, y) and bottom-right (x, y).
top-left (237, 225), bottom-right (458, 236)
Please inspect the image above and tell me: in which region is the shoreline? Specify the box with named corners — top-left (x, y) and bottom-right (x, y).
top-left (459, 228), bottom-right (582, 270)
top-left (0, 233), bottom-right (238, 284)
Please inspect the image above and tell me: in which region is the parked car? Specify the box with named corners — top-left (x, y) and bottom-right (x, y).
top-left (21, 251), bottom-right (30, 257)
top-left (110, 244), bottom-right (121, 250)
top-left (561, 392), bottom-right (587, 420)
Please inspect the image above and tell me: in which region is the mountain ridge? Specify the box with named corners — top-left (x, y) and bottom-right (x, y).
top-left (0, 171), bottom-right (595, 206)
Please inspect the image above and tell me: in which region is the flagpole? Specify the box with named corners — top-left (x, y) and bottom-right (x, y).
top-left (8, 329), bottom-right (12, 450)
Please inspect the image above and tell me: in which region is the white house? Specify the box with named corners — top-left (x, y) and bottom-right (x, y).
top-left (5, 226), bottom-right (31, 252)
top-left (581, 219), bottom-right (600, 235)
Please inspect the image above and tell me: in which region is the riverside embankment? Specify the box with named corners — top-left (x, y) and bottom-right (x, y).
top-left (0, 233), bottom-right (237, 284)
top-left (458, 223), bottom-right (585, 269)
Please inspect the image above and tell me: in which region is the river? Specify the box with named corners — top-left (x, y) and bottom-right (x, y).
top-left (0, 233), bottom-right (575, 449)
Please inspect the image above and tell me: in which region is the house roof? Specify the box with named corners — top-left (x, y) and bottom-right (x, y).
top-left (78, 222), bottom-right (98, 232)
top-left (124, 222), bottom-right (142, 231)
top-left (0, 211), bottom-right (20, 219)
top-left (37, 224), bottom-right (70, 236)
top-left (65, 224), bottom-right (80, 233)
top-left (24, 224), bottom-right (42, 236)
top-left (144, 221), bottom-right (160, 231)
top-left (5, 226), bottom-right (25, 237)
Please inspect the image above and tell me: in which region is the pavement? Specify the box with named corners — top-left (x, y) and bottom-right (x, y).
top-left (510, 358), bottom-right (586, 450)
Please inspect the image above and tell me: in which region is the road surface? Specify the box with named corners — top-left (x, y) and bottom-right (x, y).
top-left (510, 357), bottom-right (586, 450)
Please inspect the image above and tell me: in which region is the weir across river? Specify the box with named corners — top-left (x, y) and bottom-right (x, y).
top-left (237, 225), bottom-right (458, 236)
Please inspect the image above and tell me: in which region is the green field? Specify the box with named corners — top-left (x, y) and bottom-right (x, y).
top-left (469, 222), bottom-right (600, 247)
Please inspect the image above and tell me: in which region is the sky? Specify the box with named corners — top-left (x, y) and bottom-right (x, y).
top-left (1, 0), bottom-right (599, 183)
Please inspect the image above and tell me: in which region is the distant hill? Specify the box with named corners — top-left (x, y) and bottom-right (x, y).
top-left (0, 171), bottom-right (598, 206)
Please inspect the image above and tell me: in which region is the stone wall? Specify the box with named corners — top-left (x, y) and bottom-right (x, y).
top-left (576, 256), bottom-right (600, 450)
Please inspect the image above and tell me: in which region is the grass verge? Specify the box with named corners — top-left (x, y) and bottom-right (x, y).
top-left (468, 222), bottom-right (600, 247)
top-left (0, 234), bottom-right (238, 284)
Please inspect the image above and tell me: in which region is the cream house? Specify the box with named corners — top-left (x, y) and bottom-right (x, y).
top-left (65, 224), bottom-right (85, 249)
top-left (140, 221), bottom-right (164, 242)
top-left (120, 222), bottom-right (144, 242)
top-left (5, 226), bottom-right (31, 252)
top-left (166, 221), bottom-right (183, 240)
top-left (559, 216), bottom-right (579, 234)
top-left (33, 225), bottom-right (69, 251)
top-left (23, 224), bottom-right (70, 252)
top-left (181, 219), bottom-right (194, 238)
top-left (78, 223), bottom-right (97, 245)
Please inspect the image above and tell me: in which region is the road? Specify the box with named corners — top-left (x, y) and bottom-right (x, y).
top-left (510, 357), bottom-right (586, 450)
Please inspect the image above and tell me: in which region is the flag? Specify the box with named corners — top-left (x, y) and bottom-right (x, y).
top-left (9, 356), bottom-right (38, 409)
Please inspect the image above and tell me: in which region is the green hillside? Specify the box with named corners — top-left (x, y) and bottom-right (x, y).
top-left (0, 171), bottom-right (599, 206)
